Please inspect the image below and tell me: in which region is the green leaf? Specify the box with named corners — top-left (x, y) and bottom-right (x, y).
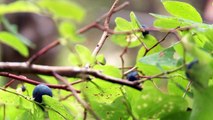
top-left (173, 42), bottom-right (194, 62)
top-left (167, 71), bottom-right (189, 96)
top-left (182, 34), bottom-right (213, 88)
top-left (0, 32), bottom-right (29, 57)
top-left (161, 111), bottom-right (191, 120)
top-left (0, 106), bottom-right (29, 120)
top-left (68, 52), bottom-right (81, 66)
top-left (38, 0), bottom-right (85, 22)
top-left (130, 11), bottom-right (142, 28)
top-left (94, 65), bottom-right (122, 78)
top-left (32, 104), bottom-right (45, 120)
top-left (126, 81), bottom-right (188, 119)
top-left (154, 17), bottom-right (186, 28)
top-left (37, 75), bottom-right (58, 84)
top-left (59, 21), bottom-right (85, 42)
top-left (114, 17), bottom-right (132, 30)
top-left (190, 86), bottom-right (213, 120)
top-left (16, 110), bottom-right (34, 120)
top-left (136, 35), bottom-right (163, 60)
top-left (48, 110), bottom-right (65, 120)
top-left (195, 28), bottom-right (213, 53)
top-left (43, 96), bottom-right (74, 120)
top-left (0, 1), bottom-right (40, 15)
top-left (150, 13), bottom-right (208, 29)
top-left (139, 47), bottom-right (179, 67)
top-left (0, 89), bottom-right (20, 105)
top-left (90, 96), bottom-right (130, 120)
top-left (84, 65), bottom-right (122, 103)
top-left (1, 16), bottom-right (35, 48)
top-left (111, 12), bottom-right (143, 48)
top-left (96, 54), bottom-right (106, 65)
top-left (75, 44), bottom-right (95, 66)
top-left (136, 35), bottom-right (164, 75)
top-left (163, 1), bottom-right (202, 23)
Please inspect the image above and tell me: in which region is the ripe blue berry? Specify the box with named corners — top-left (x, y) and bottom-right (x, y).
top-left (187, 60), bottom-right (198, 69)
top-left (33, 84), bottom-right (53, 103)
top-left (185, 60), bottom-right (199, 79)
top-left (126, 71), bottom-right (139, 81)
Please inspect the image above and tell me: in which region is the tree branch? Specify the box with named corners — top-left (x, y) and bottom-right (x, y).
top-left (0, 62), bottom-right (142, 90)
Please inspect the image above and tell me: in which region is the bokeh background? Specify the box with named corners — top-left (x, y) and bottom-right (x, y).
top-left (0, 0), bottom-right (212, 67)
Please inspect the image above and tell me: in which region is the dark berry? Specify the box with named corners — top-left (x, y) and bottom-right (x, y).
top-left (187, 59), bottom-right (198, 69)
top-left (32, 84), bottom-right (53, 103)
top-left (185, 60), bottom-right (198, 79)
top-left (186, 107), bottom-right (192, 111)
top-left (142, 25), bottom-right (149, 36)
top-left (21, 85), bottom-right (26, 92)
top-left (126, 71), bottom-right (139, 81)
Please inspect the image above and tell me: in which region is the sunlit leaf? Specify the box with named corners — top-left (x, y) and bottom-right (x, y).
top-left (84, 65), bottom-right (122, 103)
top-left (38, 0), bottom-right (85, 22)
top-left (0, 32), bottom-right (29, 57)
top-left (111, 12), bottom-right (143, 48)
top-left (1, 16), bottom-right (35, 48)
top-left (191, 86), bottom-right (213, 120)
top-left (37, 75), bottom-right (58, 84)
top-left (0, 1), bottom-right (40, 15)
top-left (90, 96), bottom-right (130, 119)
top-left (163, 1), bottom-right (202, 23)
top-left (43, 96), bottom-right (74, 120)
top-left (59, 22), bottom-right (85, 42)
top-left (125, 81), bottom-right (188, 119)
top-left (139, 47), bottom-right (179, 66)
top-left (75, 44), bottom-right (95, 66)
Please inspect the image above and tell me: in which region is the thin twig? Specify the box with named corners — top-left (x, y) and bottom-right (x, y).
top-left (91, 0), bottom-right (120, 57)
top-left (78, 1), bottom-right (129, 34)
top-left (120, 42), bottom-right (130, 78)
top-left (70, 79), bottom-right (86, 85)
top-left (183, 81), bottom-right (192, 98)
top-left (3, 104), bottom-right (5, 120)
top-left (124, 66), bottom-right (137, 75)
top-left (59, 94), bottom-right (73, 101)
top-left (85, 0), bottom-right (121, 68)
top-left (139, 65), bottom-right (184, 83)
top-left (104, 0), bottom-right (120, 28)
top-left (91, 31), bottom-right (109, 57)
top-left (26, 40), bottom-right (60, 65)
top-left (53, 72), bottom-right (100, 120)
top-left (0, 72), bottom-right (80, 92)
top-left (4, 79), bottom-right (15, 88)
top-left (143, 31), bottom-right (172, 56)
top-left (83, 108), bottom-right (87, 120)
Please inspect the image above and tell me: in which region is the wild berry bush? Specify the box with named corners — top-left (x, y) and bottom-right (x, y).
top-left (0, 0), bottom-right (212, 120)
